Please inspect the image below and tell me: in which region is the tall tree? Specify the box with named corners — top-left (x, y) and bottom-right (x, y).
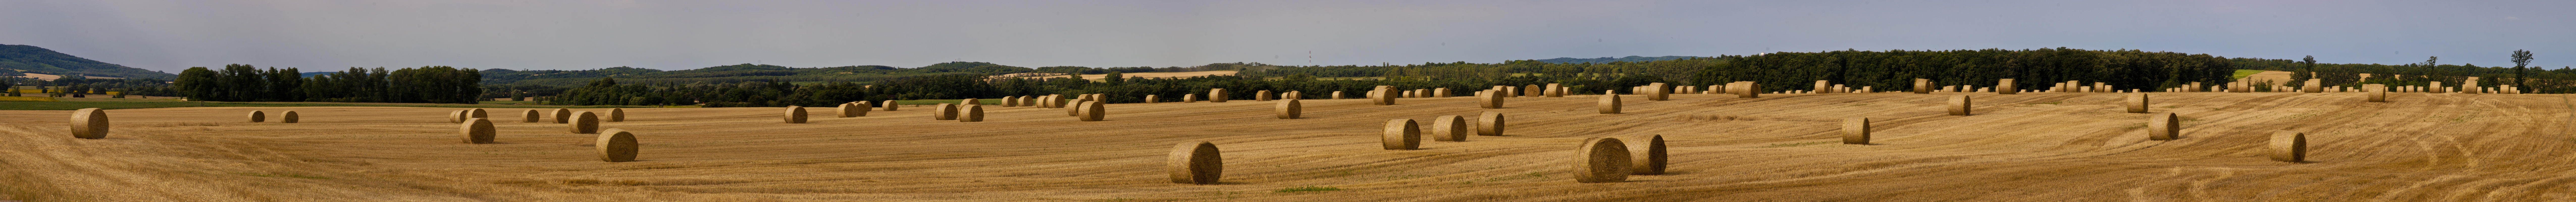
top-left (2512, 49), bottom-right (2533, 88)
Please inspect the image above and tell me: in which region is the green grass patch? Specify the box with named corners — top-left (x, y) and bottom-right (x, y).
top-left (2231, 69), bottom-right (2265, 80)
top-left (1273, 186), bottom-right (1343, 193)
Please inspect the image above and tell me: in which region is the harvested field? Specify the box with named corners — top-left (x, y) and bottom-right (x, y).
top-left (0, 92), bottom-right (2570, 201)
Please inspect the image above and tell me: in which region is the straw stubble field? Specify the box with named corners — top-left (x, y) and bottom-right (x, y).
top-left (0, 91), bottom-right (2571, 201)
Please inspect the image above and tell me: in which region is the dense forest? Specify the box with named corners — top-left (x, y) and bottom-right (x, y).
top-left (171, 64), bottom-right (484, 103)
top-left (2228, 50), bottom-right (2573, 93)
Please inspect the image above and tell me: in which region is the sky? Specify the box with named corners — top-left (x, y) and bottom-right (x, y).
top-left (2, 0), bottom-right (2570, 73)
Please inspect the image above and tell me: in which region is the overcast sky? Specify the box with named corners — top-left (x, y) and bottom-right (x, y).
top-left (3, 0), bottom-right (2568, 73)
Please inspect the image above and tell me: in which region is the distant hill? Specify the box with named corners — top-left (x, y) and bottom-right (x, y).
top-left (0, 44), bottom-right (175, 79)
top-left (1532, 56), bottom-right (1703, 64)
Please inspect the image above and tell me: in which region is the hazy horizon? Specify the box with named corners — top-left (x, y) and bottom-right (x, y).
top-left (4, 0), bottom-right (2569, 73)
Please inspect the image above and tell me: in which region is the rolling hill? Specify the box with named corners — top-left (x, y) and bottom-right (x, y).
top-left (0, 44), bottom-right (174, 79)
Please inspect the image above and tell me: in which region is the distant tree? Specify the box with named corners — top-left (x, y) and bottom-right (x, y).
top-left (2512, 50), bottom-right (2532, 88)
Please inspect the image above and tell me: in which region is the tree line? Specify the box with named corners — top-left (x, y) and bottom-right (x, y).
top-left (172, 64), bottom-right (483, 103)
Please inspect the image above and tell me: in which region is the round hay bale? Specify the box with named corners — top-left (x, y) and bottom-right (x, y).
top-left (69, 108), bottom-right (108, 139)
top-left (2125, 93), bottom-right (2149, 113)
top-left (1382, 119), bottom-right (1421, 150)
top-left (782, 106), bottom-right (809, 123)
top-left (1430, 115), bottom-right (1466, 142)
top-left (280, 111), bottom-right (300, 123)
top-left (1843, 117), bottom-right (1871, 144)
top-left (1257, 90), bottom-right (1273, 101)
top-left (2149, 113), bottom-right (2179, 140)
top-left (1078, 101), bottom-right (1107, 121)
top-left (2366, 84), bottom-right (2388, 102)
top-left (1476, 112), bottom-right (1505, 136)
top-left (881, 100), bottom-right (901, 111)
top-left (1065, 100), bottom-right (1083, 116)
top-left (1630, 135), bottom-right (1667, 175)
top-left (1275, 99), bottom-right (1301, 119)
top-left (596, 129), bottom-right (639, 162)
top-left (1572, 137), bottom-right (1632, 183)
top-left (1736, 82), bottom-right (1761, 98)
top-left (838, 103), bottom-right (864, 117)
top-left (550, 108), bottom-right (573, 124)
top-left (604, 108), bottom-right (623, 122)
top-left (1144, 95), bottom-right (1159, 104)
top-left (460, 118), bottom-right (495, 144)
top-left (1373, 86), bottom-right (1398, 105)
top-left (1209, 88), bottom-right (1228, 103)
top-left (570, 111), bottom-right (600, 134)
top-left (1331, 91), bottom-right (1345, 99)
top-left (2270, 130), bottom-right (2306, 162)
top-left (520, 109), bottom-right (541, 123)
top-left (448, 110), bottom-right (465, 123)
top-left (960, 98), bottom-right (980, 106)
top-left (1599, 92), bottom-right (1622, 114)
top-left (933, 103), bottom-right (957, 120)
top-left (959, 104), bottom-right (984, 122)
top-left (1481, 89), bottom-right (1506, 109)
top-left (1167, 142), bottom-right (1222, 184)
top-left (1948, 95), bottom-right (1972, 116)
top-left (467, 108), bottom-right (489, 119)
top-left (247, 111), bottom-right (267, 122)
top-left (1645, 83), bottom-right (1669, 100)
top-left (1913, 79), bottom-right (1933, 94)
top-left (1182, 94), bottom-right (1199, 103)
top-left (1001, 96), bottom-right (1019, 107)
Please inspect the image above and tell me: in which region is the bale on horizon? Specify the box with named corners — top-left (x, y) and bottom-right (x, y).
top-left (1913, 79), bottom-right (1933, 94)
top-left (1645, 83), bottom-right (1669, 101)
top-left (2271, 130), bottom-right (2306, 162)
top-left (1145, 95), bottom-right (1160, 104)
top-left (247, 111), bottom-right (266, 123)
top-left (596, 129), bottom-right (639, 162)
top-left (1371, 86), bottom-right (1397, 105)
top-left (70, 108), bottom-right (108, 139)
top-left (1431, 115), bottom-right (1466, 142)
top-left (1168, 141), bottom-right (1222, 184)
top-left (782, 106), bottom-right (809, 123)
top-left (1573, 137), bottom-right (1632, 183)
top-left (1843, 117), bottom-right (1871, 144)
top-left (881, 100), bottom-right (902, 111)
top-left (1997, 79), bottom-right (2018, 94)
top-left (280, 111), bottom-right (300, 123)
top-left (1003, 96), bottom-right (1021, 107)
top-left (1476, 112), bottom-right (1505, 136)
top-left (1383, 119), bottom-right (1421, 150)
top-left (460, 117), bottom-right (494, 144)
top-left (2148, 113), bottom-right (2179, 140)
top-left (570, 111), bottom-right (600, 134)
top-left (1257, 90), bottom-right (1274, 101)
top-left (1599, 91), bottom-right (1622, 114)
top-left (1209, 89), bottom-right (1229, 103)
top-left (1331, 91), bottom-right (1345, 99)
top-left (1276, 99), bottom-right (1301, 119)
top-left (1631, 135), bottom-right (1667, 175)
top-left (1184, 94), bottom-right (1200, 103)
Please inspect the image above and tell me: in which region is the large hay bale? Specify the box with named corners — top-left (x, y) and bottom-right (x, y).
top-left (1572, 137), bottom-right (1632, 183)
top-left (1209, 88), bottom-right (1229, 103)
top-left (1630, 134), bottom-right (1667, 175)
top-left (1078, 101), bottom-right (1107, 121)
top-left (596, 129), bottom-right (639, 162)
top-left (247, 111), bottom-right (267, 122)
top-left (2302, 79), bottom-right (2324, 93)
top-left (1476, 112), bottom-right (1505, 136)
top-left (881, 100), bottom-right (902, 111)
top-left (570, 111), bottom-right (600, 134)
top-left (2270, 130), bottom-right (2306, 162)
top-left (2366, 84), bottom-right (2388, 102)
top-left (1948, 95), bottom-right (1971, 116)
top-left (1546, 84), bottom-right (1565, 97)
top-left (520, 109), bottom-right (540, 123)
top-left (448, 109), bottom-right (469, 123)
top-left (1257, 90), bottom-right (1274, 101)
top-left (2148, 113), bottom-right (2179, 140)
top-left (1331, 91), bottom-right (1345, 99)
top-left (1735, 82), bottom-right (1761, 98)
top-left (1383, 119), bottom-right (1421, 150)
top-left (1430, 115), bottom-right (1466, 142)
top-left (1276, 99), bottom-right (1301, 119)
top-left (1183, 94), bottom-right (1199, 103)
top-left (959, 104), bottom-right (984, 122)
top-left (1144, 95), bottom-right (1160, 104)
top-left (460, 118), bottom-right (494, 144)
top-left (1813, 80), bottom-right (1832, 94)
top-left (604, 108), bottom-right (623, 122)
top-left (280, 111), bottom-right (300, 123)
top-left (1998, 79), bottom-right (2018, 94)
top-left (1843, 117), bottom-right (1871, 144)
top-left (1912, 79), bottom-right (1933, 94)
top-left (838, 103), bottom-right (866, 117)
top-left (69, 108), bottom-right (108, 139)
top-left (1645, 83), bottom-right (1669, 100)
top-left (2124, 93), bottom-right (2150, 113)
top-left (1599, 91), bottom-right (1622, 114)
top-left (1372, 86), bottom-right (1397, 105)
top-left (1478, 89), bottom-right (1505, 109)
top-left (1167, 141), bottom-right (1222, 184)
top-left (2462, 80), bottom-right (2480, 94)
top-left (934, 103), bottom-right (958, 120)
top-left (551, 108), bottom-right (573, 124)
top-left (782, 106), bottom-right (809, 123)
